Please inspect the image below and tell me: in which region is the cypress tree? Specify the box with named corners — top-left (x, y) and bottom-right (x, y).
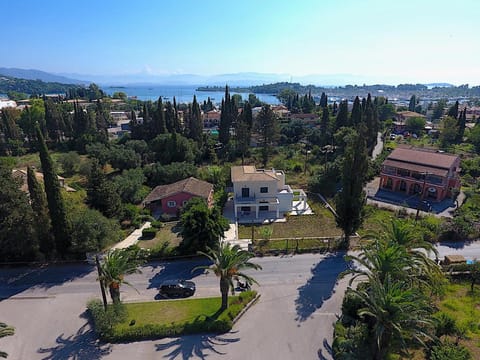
top-left (219, 86), bottom-right (232, 146)
top-left (335, 131), bottom-right (368, 247)
top-left (457, 108), bottom-right (467, 142)
top-left (447, 100), bottom-right (459, 119)
top-left (154, 96), bottom-right (167, 135)
top-left (95, 100), bottom-right (109, 143)
top-left (336, 100), bottom-right (349, 129)
top-left (256, 104), bottom-right (279, 167)
top-left (187, 95), bottom-right (203, 146)
top-left (408, 95), bottom-right (417, 112)
top-left (350, 96), bottom-right (362, 126)
top-left (320, 106), bottom-right (330, 145)
top-left (319, 92), bottom-right (328, 108)
top-left (36, 125), bottom-right (71, 256)
top-left (27, 166), bottom-right (55, 258)
top-left (364, 94), bottom-right (379, 154)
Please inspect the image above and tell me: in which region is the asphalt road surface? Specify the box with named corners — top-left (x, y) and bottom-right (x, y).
top-left (2, 241), bottom-right (480, 360)
top-left (0, 253), bottom-right (350, 360)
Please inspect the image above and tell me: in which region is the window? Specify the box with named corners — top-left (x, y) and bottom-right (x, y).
top-left (182, 200), bottom-right (188, 206)
top-left (241, 188), bottom-right (250, 198)
top-left (260, 187), bottom-right (268, 193)
top-left (167, 201), bottom-right (177, 208)
top-left (259, 205), bottom-right (269, 211)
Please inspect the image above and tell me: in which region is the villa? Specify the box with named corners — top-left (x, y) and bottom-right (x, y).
top-left (379, 147), bottom-right (460, 202)
top-left (231, 165), bottom-right (307, 221)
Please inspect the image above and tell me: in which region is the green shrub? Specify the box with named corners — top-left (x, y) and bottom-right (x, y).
top-left (148, 241), bottom-right (172, 258)
top-left (87, 299), bottom-right (127, 339)
top-left (429, 341), bottom-right (471, 360)
top-left (433, 312), bottom-right (458, 337)
top-left (150, 220), bottom-right (164, 229)
top-left (139, 214), bottom-right (154, 222)
top-left (142, 227), bottom-right (157, 239)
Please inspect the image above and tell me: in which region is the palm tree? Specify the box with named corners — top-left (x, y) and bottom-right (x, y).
top-left (195, 242), bottom-right (262, 310)
top-left (352, 275), bottom-right (435, 360)
top-left (99, 248), bottom-right (145, 304)
top-left (0, 322), bottom-right (14, 358)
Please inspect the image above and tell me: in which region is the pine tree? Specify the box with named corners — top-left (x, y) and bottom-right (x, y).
top-left (87, 158), bottom-right (123, 218)
top-left (27, 166), bottom-right (55, 258)
top-left (36, 125), bottom-right (71, 256)
top-left (350, 96), bottom-right (362, 126)
top-left (335, 131), bottom-right (368, 247)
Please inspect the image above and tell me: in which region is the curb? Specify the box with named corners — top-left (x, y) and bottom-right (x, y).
top-left (232, 292), bottom-right (261, 325)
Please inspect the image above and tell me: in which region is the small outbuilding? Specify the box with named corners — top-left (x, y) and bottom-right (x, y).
top-left (443, 254), bottom-right (466, 265)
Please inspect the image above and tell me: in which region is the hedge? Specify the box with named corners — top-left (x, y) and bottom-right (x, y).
top-left (141, 227), bottom-right (157, 239)
top-left (88, 291), bottom-right (257, 343)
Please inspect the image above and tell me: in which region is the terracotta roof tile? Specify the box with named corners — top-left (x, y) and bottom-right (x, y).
top-left (143, 177), bottom-right (213, 204)
top-left (387, 148), bottom-right (458, 170)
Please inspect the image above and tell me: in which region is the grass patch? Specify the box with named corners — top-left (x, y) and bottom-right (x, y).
top-left (238, 199), bottom-right (341, 240)
top-left (88, 291), bottom-right (257, 342)
top-left (436, 282), bottom-right (480, 358)
top-left (255, 238), bottom-right (335, 253)
top-left (138, 222), bottom-right (181, 250)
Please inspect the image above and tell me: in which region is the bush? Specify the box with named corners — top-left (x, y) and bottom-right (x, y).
top-left (429, 341), bottom-right (471, 360)
top-left (150, 220), bottom-right (164, 229)
top-left (148, 241), bottom-right (172, 258)
top-left (142, 227), bottom-right (157, 239)
top-left (87, 299), bottom-right (127, 339)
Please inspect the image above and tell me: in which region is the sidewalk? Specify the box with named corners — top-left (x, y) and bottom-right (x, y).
top-left (111, 222), bottom-right (151, 250)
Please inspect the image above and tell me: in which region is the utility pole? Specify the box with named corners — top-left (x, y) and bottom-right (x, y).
top-left (95, 254), bottom-right (108, 311)
top-left (415, 172), bottom-right (428, 222)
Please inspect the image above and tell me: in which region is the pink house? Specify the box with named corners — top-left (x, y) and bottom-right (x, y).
top-left (143, 177), bottom-right (214, 217)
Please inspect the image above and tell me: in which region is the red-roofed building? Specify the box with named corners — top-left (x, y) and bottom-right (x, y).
top-left (143, 177), bottom-right (214, 216)
top-left (379, 147), bottom-right (460, 201)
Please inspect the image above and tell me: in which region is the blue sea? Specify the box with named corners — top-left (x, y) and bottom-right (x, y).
top-left (102, 85), bottom-right (280, 105)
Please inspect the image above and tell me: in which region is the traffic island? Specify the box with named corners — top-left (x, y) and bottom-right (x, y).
top-left (87, 291), bottom-right (257, 342)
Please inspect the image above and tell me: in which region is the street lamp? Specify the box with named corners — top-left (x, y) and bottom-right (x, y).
top-left (415, 171), bottom-right (428, 222)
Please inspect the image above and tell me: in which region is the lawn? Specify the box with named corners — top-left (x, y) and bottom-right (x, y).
top-left (436, 282), bottom-right (480, 359)
top-left (237, 204), bottom-right (342, 240)
top-left (89, 291), bottom-right (258, 342)
top-left (138, 222), bottom-right (182, 249)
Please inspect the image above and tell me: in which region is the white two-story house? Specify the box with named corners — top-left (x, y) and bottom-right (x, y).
top-left (231, 165), bottom-right (306, 220)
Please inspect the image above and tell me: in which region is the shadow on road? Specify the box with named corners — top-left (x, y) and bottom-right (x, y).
top-left (37, 312), bottom-right (111, 360)
top-left (317, 338), bottom-right (334, 360)
top-left (0, 263), bottom-right (94, 300)
top-left (155, 332), bottom-right (240, 359)
top-left (295, 252), bottom-right (348, 322)
top-left (147, 258), bottom-right (212, 290)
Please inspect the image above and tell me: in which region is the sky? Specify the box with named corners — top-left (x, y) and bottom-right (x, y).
top-left (2, 0), bottom-right (480, 85)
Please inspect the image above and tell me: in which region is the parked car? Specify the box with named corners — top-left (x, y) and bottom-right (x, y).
top-left (159, 279), bottom-right (196, 297)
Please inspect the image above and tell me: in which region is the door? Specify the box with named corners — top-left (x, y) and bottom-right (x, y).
top-left (242, 187), bottom-right (250, 198)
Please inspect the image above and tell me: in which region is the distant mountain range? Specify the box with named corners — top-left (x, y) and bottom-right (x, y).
top-left (0, 67), bottom-right (87, 85)
top-left (0, 67), bottom-right (455, 88)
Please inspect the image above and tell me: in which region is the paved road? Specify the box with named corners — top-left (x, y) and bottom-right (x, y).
top-left (0, 253), bottom-right (350, 360)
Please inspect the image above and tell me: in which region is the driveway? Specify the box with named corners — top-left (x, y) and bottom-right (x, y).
top-left (0, 254), bottom-right (349, 360)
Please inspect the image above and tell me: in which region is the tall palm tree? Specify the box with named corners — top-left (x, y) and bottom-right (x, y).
top-left (0, 322), bottom-right (14, 358)
top-left (352, 275), bottom-right (435, 360)
top-left (99, 248), bottom-right (145, 304)
top-left (195, 242), bottom-right (262, 310)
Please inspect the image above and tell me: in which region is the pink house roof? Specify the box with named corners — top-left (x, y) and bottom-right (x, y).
top-left (143, 177), bottom-right (213, 204)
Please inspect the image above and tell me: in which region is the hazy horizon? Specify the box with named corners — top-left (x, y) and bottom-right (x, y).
top-left (2, 0), bottom-right (480, 85)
